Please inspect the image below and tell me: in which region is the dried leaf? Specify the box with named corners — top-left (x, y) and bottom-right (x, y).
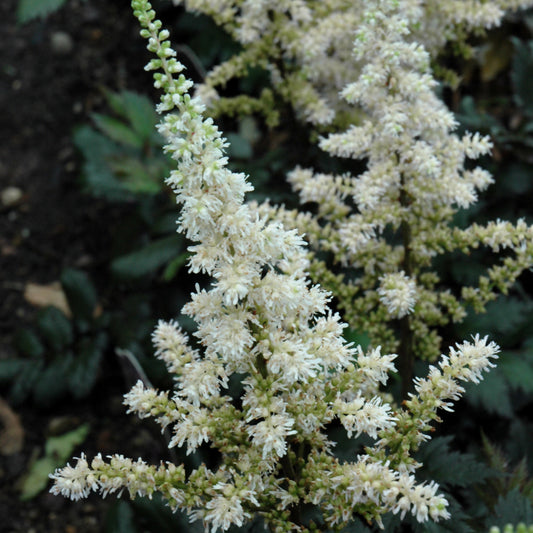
top-left (0, 397), bottom-right (24, 455)
top-left (23, 282), bottom-right (71, 317)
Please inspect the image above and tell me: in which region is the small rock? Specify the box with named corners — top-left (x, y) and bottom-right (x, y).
top-left (50, 31), bottom-right (74, 55)
top-left (1, 186), bottom-right (23, 207)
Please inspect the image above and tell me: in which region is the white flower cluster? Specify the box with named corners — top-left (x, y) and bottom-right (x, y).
top-left (49, 1), bottom-right (514, 531)
top-left (171, 0), bottom-right (533, 125)
top-left (273, 0), bottom-right (533, 366)
top-left (378, 271), bottom-right (418, 319)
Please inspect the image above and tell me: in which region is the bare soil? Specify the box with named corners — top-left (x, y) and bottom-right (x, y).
top-left (0, 1), bottom-right (166, 531)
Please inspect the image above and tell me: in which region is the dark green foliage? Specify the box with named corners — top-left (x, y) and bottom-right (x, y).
top-left (74, 89), bottom-right (189, 283)
top-left (111, 234), bottom-right (186, 281)
top-left (104, 495), bottom-right (204, 533)
top-left (416, 436), bottom-right (491, 488)
top-left (75, 90), bottom-right (172, 199)
top-left (511, 38), bottom-right (533, 116)
top-left (105, 501), bottom-right (140, 533)
top-left (490, 490), bottom-right (533, 531)
top-left (17, 0), bottom-right (67, 23)
top-left (0, 270), bottom-right (107, 406)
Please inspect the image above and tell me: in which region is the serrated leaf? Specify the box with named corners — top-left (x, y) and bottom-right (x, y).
top-left (9, 360), bottom-right (44, 405)
top-left (17, 0), bottom-right (66, 23)
top-left (36, 306), bottom-right (73, 352)
top-left (464, 370), bottom-right (513, 417)
top-left (32, 353), bottom-right (72, 405)
top-left (113, 91), bottom-right (159, 141)
top-left (73, 126), bottom-right (133, 201)
top-left (457, 297), bottom-right (533, 347)
top-left (499, 351), bottom-right (533, 394)
top-left (507, 419), bottom-right (533, 469)
top-left (490, 488), bottom-right (533, 530)
top-left (511, 38), bottom-right (533, 115)
top-left (417, 436), bottom-right (491, 488)
top-left (111, 235), bottom-right (183, 280)
top-left (93, 113), bottom-right (143, 149)
top-left (60, 268), bottom-right (98, 322)
top-left (339, 518), bottom-right (373, 533)
top-left (108, 156), bottom-right (162, 194)
top-left (68, 333), bottom-right (107, 398)
top-left (19, 423), bottom-right (90, 501)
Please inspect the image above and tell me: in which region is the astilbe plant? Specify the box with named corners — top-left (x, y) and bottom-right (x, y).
top-left (49, 1), bottom-right (509, 531)
top-left (253, 0), bottom-right (533, 397)
top-left (166, 0), bottom-right (533, 396)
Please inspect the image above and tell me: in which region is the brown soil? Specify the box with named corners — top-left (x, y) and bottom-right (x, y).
top-left (0, 0), bottom-right (166, 531)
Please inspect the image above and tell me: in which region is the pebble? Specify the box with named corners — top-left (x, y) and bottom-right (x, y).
top-left (50, 31), bottom-right (74, 55)
top-left (1, 186), bottom-right (23, 207)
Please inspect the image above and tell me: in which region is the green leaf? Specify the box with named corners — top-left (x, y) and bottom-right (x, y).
top-left (111, 235), bottom-right (183, 280)
top-left (36, 306), bottom-right (73, 352)
top-left (344, 329), bottom-right (371, 350)
top-left (61, 268), bottom-right (98, 322)
top-left (73, 126), bottom-right (133, 201)
top-left (499, 350), bottom-right (533, 394)
top-left (105, 501), bottom-right (139, 533)
top-left (131, 493), bottom-right (199, 533)
top-left (68, 333), bottom-right (107, 398)
top-left (93, 113), bottom-right (144, 149)
top-left (19, 455), bottom-right (59, 501)
top-left (0, 359), bottom-right (26, 383)
top-left (19, 423), bottom-right (90, 500)
top-left (507, 419), bottom-right (533, 468)
top-left (108, 156), bottom-right (162, 194)
top-left (9, 360), bottom-right (44, 404)
top-left (13, 328), bottom-right (44, 358)
top-left (162, 252), bottom-right (189, 281)
top-left (45, 423), bottom-right (90, 460)
top-left (464, 370), bottom-right (513, 417)
top-left (416, 436), bottom-right (491, 488)
top-left (109, 91), bottom-right (159, 142)
top-left (490, 488), bottom-right (533, 530)
top-left (511, 38), bottom-right (533, 115)
top-left (457, 297), bottom-right (533, 347)
top-left (17, 0), bottom-right (66, 23)
top-left (32, 353), bottom-right (72, 405)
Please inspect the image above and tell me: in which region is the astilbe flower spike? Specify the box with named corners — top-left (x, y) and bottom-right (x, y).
top-left (50, 1), bottom-right (501, 531)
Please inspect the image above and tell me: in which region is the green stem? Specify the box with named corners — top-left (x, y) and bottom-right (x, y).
top-left (399, 179), bottom-right (414, 400)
